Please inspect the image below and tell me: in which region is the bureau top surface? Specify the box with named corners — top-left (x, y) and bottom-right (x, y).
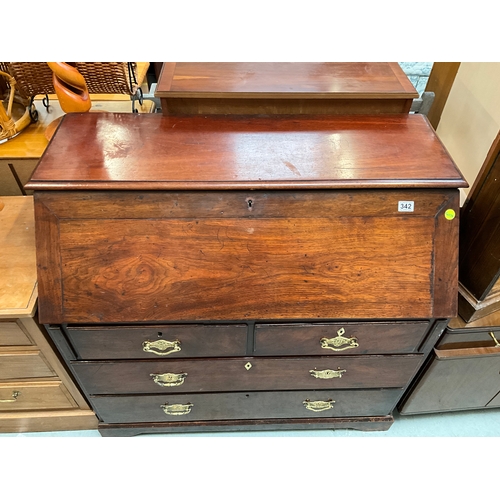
top-left (155, 62), bottom-right (418, 98)
top-left (27, 113), bottom-right (466, 190)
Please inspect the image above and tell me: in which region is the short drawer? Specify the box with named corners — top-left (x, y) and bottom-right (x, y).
top-left (0, 350), bottom-right (55, 380)
top-left (0, 321), bottom-right (33, 347)
top-left (254, 322), bottom-right (429, 356)
top-left (0, 380), bottom-right (77, 411)
top-left (66, 324), bottom-right (248, 359)
top-left (72, 355), bottom-right (422, 395)
top-left (90, 388), bottom-right (401, 423)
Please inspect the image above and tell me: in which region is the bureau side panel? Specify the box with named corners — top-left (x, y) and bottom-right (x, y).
top-left (33, 195), bottom-right (64, 324)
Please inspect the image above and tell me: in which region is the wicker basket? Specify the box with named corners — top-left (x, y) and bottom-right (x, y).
top-left (3, 62), bottom-right (148, 99)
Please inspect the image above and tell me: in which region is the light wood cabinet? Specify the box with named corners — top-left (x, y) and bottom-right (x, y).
top-left (0, 196), bottom-right (97, 432)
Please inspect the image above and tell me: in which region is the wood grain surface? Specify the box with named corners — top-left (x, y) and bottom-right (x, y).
top-left (156, 62), bottom-right (417, 97)
top-left (26, 113), bottom-right (466, 190)
top-left (34, 187), bottom-right (460, 323)
top-left (71, 355), bottom-right (422, 394)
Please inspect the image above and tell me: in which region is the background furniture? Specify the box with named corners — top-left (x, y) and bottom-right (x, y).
top-left (398, 132), bottom-right (500, 415)
top-left (0, 96), bottom-right (155, 196)
top-left (398, 311), bottom-right (500, 414)
top-left (155, 62), bottom-right (418, 115)
top-left (0, 196), bottom-right (97, 432)
top-left (27, 112), bottom-right (466, 436)
top-left (457, 132), bottom-right (500, 322)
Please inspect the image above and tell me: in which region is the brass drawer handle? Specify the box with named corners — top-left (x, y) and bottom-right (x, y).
top-left (0, 391), bottom-right (20, 403)
top-left (303, 399), bottom-right (335, 412)
top-left (310, 368), bottom-right (346, 379)
top-left (489, 332), bottom-right (500, 348)
top-left (320, 328), bottom-right (359, 351)
top-left (161, 402), bottom-right (193, 416)
top-left (150, 372), bottom-right (187, 387)
top-left (142, 339), bottom-right (181, 356)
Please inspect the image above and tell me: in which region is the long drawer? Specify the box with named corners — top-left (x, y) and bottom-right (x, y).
top-left (0, 380), bottom-right (77, 411)
top-left (66, 324), bottom-right (248, 359)
top-left (72, 355), bottom-right (422, 394)
top-left (90, 388), bottom-right (401, 423)
top-left (254, 322), bottom-right (429, 355)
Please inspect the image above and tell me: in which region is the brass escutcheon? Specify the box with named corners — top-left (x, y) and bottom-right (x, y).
top-left (150, 372), bottom-right (187, 387)
top-left (310, 368), bottom-right (347, 379)
top-left (142, 339), bottom-right (181, 356)
top-left (161, 402), bottom-right (193, 416)
top-left (320, 327), bottom-right (359, 352)
top-left (0, 391), bottom-right (20, 403)
top-left (303, 399), bottom-right (335, 412)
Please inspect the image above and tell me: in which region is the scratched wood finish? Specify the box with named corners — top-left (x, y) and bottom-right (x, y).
top-left (90, 388), bottom-right (402, 423)
top-left (155, 62), bottom-right (417, 115)
top-left (254, 322), bottom-right (430, 356)
top-left (157, 62), bottom-right (417, 96)
top-left (71, 355), bottom-right (422, 394)
top-left (34, 189), bottom-right (459, 324)
top-left (26, 113), bottom-right (466, 191)
top-left (459, 134), bottom-right (500, 302)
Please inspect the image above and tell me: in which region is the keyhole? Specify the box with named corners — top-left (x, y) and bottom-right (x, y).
top-left (157, 332), bottom-right (163, 338)
top-left (246, 198), bottom-right (254, 210)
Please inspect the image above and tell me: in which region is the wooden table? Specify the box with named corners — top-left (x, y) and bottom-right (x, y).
top-left (0, 96), bottom-right (155, 196)
top-left (0, 196), bottom-right (97, 432)
top-left (155, 62), bottom-right (418, 115)
top-left (27, 112), bottom-right (466, 436)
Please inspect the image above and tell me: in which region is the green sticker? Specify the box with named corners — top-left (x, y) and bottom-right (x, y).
top-left (445, 209), bottom-right (456, 220)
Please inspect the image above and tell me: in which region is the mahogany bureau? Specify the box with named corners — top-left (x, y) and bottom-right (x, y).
top-left (26, 112), bottom-right (466, 436)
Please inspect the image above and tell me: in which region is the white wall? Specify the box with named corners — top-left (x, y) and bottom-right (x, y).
top-left (436, 62), bottom-right (500, 204)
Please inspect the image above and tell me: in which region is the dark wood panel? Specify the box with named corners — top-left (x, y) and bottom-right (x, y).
top-left (156, 63), bottom-right (417, 97)
top-left (72, 355), bottom-right (422, 394)
top-left (26, 113), bottom-right (466, 191)
top-left (432, 193), bottom-right (460, 318)
top-left (424, 62), bottom-right (461, 129)
top-left (33, 195), bottom-right (64, 323)
top-left (254, 322), bottom-right (430, 355)
top-left (66, 324), bottom-right (248, 360)
top-left (459, 133), bottom-right (500, 301)
top-left (34, 189), bottom-right (453, 220)
top-left (56, 216), bottom-right (435, 322)
top-left (90, 388), bottom-right (402, 423)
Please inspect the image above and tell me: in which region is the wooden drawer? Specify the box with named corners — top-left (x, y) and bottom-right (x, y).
top-left (90, 388), bottom-right (401, 423)
top-left (400, 344), bottom-right (500, 414)
top-left (0, 350), bottom-right (55, 380)
top-left (72, 355), bottom-right (422, 395)
top-left (66, 324), bottom-right (248, 359)
top-left (0, 380), bottom-right (77, 411)
top-left (0, 321), bottom-right (33, 346)
top-left (254, 322), bottom-right (429, 356)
